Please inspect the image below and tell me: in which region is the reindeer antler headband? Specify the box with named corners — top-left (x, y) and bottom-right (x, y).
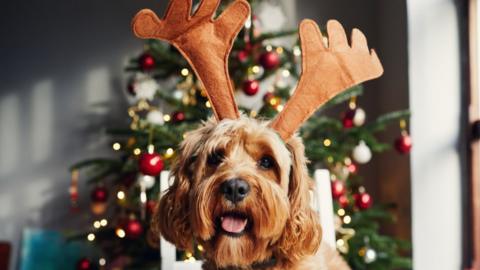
top-left (132, 0), bottom-right (383, 141)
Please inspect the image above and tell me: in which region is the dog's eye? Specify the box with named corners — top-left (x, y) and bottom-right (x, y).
top-left (258, 155), bottom-right (275, 169)
top-left (207, 151), bottom-right (224, 166)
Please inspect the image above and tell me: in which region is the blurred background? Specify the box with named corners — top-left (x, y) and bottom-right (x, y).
top-left (0, 0), bottom-right (476, 269)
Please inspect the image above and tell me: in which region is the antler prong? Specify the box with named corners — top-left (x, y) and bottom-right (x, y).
top-left (270, 19), bottom-right (384, 141)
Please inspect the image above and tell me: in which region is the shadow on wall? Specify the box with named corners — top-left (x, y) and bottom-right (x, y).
top-left (0, 0), bottom-right (168, 269)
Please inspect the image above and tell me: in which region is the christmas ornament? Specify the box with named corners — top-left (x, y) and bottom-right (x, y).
top-left (139, 53), bottom-right (155, 71)
top-left (352, 141), bottom-right (372, 164)
top-left (76, 258), bottom-right (92, 270)
top-left (259, 51), bottom-right (280, 70)
top-left (353, 107), bottom-right (366, 126)
top-left (130, 74), bottom-right (159, 100)
top-left (395, 133), bottom-right (412, 154)
top-left (146, 110), bottom-right (164, 126)
top-left (355, 192), bottom-right (373, 210)
top-left (242, 79), bottom-right (260, 96)
top-left (138, 174), bottom-right (156, 189)
top-left (342, 109), bottom-right (355, 128)
top-left (91, 186), bottom-right (109, 203)
top-left (125, 218), bottom-right (144, 239)
top-left (172, 111), bottom-right (186, 123)
top-left (364, 248), bottom-right (377, 264)
top-left (338, 195), bottom-right (350, 208)
top-left (331, 180), bottom-right (346, 199)
top-left (139, 145), bottom-right (164, 176)
top-left (237, 50), bottom-right (249, 62)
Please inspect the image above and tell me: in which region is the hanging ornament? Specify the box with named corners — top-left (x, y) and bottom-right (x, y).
top-left (138, 174), bottom-right (156, 189)
top-left (342, 109), bottom-right (355, 128)
top-left (331, 180), bottom-right (346, 199)
top-left (242, 79), bottom-right (260, 96)
top-left (139, 145), bottom-right (164, 176)
top-left (352, 140), bottom-right (372, 164)
top-left (259, 51), bottom-right (281, 70)
top-left (76, 258), bottom-right (93, 270)
top-left (125, 217), bottom-right (144, 239)
top-left (353, 107), bottom-right (366, 126)
top-left (338, 195), bottom-right (350, 208)
top-left (364, 248), bottom-right (377, 264)
top-left (129, 74), bottom-right (159, 101)
top-left (237, 49), bottom-right (250, 62)
top-left (90, 186), bottom-right (109, 215)
top-left (172, 111), bottom-right (186, 123)
top-left (355, 192), bottom-right (373, 210)
top-left (146, 110), bottom-right (164, 126)
top-left (139, 53), bottom-right (155, 71)
top-left (395, 120), bottom-right (412, 154)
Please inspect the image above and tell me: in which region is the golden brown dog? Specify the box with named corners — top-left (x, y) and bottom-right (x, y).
top-left (152, 117), bottom-right (350, 270)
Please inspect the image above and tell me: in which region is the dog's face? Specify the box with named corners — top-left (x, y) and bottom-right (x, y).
top-left (153, 117), bottom-right (321, 268)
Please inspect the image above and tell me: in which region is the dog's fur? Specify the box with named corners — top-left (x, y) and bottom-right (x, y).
top-left (152, 116), bottom-right (350, 270)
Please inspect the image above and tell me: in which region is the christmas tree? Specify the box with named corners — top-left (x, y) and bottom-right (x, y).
top-left (69, 0), bottom-right (412, 269)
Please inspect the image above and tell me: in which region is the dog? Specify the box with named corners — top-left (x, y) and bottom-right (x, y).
top-left (152, 116), bottom-right (351, 270)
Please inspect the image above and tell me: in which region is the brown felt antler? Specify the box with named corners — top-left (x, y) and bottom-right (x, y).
top-left (132, 0), bottom-right (250, 120)
top-left (270, 20), bottom-right (384, 141)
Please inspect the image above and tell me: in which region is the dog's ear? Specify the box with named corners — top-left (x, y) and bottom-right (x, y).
top-left (277, 136), bottom-right (322, 262)
top-left (151, 128), bottom-right (205, 251)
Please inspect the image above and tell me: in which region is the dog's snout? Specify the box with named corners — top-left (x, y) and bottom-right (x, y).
top-left (221, 178), bottom-right (250, 203)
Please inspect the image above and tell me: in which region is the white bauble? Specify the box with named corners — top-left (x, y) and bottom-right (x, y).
top-left (146, 110), bottom-right (164, 126)
top-left (138, 174), bottom-right (156, 189)
top-left (133, 74), bottom-right (158, 101)
top-left (353, 108), bottom-right (366, 126)
top-left (352, 141), bottom-right (372, 164)
top-left (364, 248), bottom-right (377, 264)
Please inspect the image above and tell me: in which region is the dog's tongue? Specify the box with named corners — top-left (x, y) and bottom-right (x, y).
top-left (221, 216), bottom-right (247, 234)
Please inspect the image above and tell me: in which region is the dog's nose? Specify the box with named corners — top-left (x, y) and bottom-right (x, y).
top-left (221, 178), bottom-right (250, 203)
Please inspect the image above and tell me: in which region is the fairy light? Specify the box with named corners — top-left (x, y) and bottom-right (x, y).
top-left (269, 97), bottom-right (280, 106)
top-left (343, 215), bottom-right (352, 224)
top-left (112, 142), bottom-right (121, 151)
top-left (93, 221), bottom-right (101, 229)
top-left (276, 104), bottom-right (284, 112)
top-left (327, 156), bottom-right (334, 163)
top-left (87, 233), bottom-right (95, 241)
top-left (336, 239), bottom-right (345, 247)
top-left (337, 209), bottom-right (346, 216)
top-left (181, 68), bottom-right (190, 76)
top-left (117, 190), bottom-right (126, 200)
top-left (116, 228), bottom-right (126, 238)
top-left (100, 219), bottom-right (108, 227)
top-left (266, 45), bottom-right (273, 52)
top-left (323, 139), bottom-right (332, 147)
top-left (163, 114), bottom-right (171, 122)
top-left (251, 65), bottom-right (261, 74)
top-left (133, 148), bottom-right (141, 156)
top-left (205, 101), bottom-right (212, 108)
top-left (165, 148), bottom-right (175, 158)
top-left (282, 69), bottom-right (291, 77)
top-left (99, 258), bottom-right (106, 266)
top-left (276, 47), bottom-right (284, 54)
top-left (198, 245), bottom-right (204, 252)
top-left (293, 46), bottom-right (301, 56)
top-left (140, 191), bottom-right (147, 203)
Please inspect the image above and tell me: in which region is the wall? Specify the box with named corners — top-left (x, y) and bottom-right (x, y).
top-left (0, 1), bottom-right (165, 269)
top-left (407, 0), bottom-right (464, 269)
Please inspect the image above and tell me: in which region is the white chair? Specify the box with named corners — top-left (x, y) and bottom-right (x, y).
top-left (158, 169), bottom-right (335, 270)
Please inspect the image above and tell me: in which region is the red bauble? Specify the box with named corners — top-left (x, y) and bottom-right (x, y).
top-left (331, 180), bottom-right (346, 199)
top-left (91, 186), bottom-right (108, 203)
top-left (243, 80), bottom-right (260, 96)
top-left (347, 163), bottom-right (358, 174)
top-left (395, 134), bottom-right (412, 154)
top-left (139, 53), bottom-right (155, 71)
top-left (125, 219), bottom-right (144, 239)
top-left (342, 109), bottom-right (356, 128)
top-left (237, 50), bottom-right (250, 62)
top-left (139, 153), bottom-right (164, 176)
top-left (338, 195), bottom-right (350, 208)
top-left (76, 258), bottom-right (92, 270)
top-left (259, 51), bottom-right (281, 70)
top-left (355, 192), bottom-right (373, 210)
top-left (172, 111), bottom-right (186, 123)
top-left (263, 92), bottom-right (275, 103)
